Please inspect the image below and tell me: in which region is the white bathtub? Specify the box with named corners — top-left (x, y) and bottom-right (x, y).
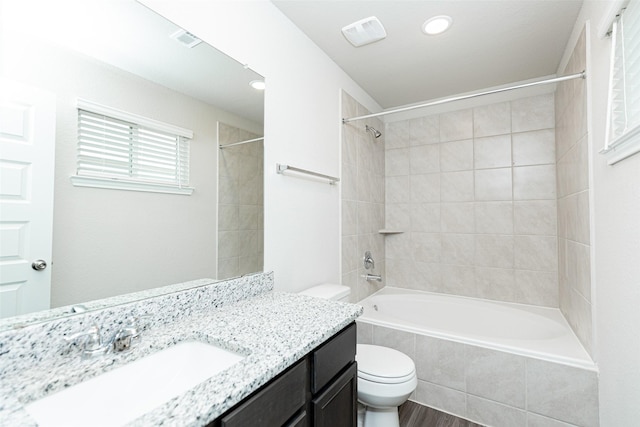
top-left (358, 287), bottom-right (594, 369)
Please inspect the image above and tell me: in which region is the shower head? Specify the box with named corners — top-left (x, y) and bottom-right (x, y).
top-left (365, 125), bottom-right (382, 139)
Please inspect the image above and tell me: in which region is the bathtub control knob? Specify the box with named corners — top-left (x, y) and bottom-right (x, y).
top-left (364, 251), bottom-right (375, 270)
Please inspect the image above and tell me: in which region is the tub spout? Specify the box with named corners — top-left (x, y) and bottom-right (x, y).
top-left (363, 274), bottom-right (382, 282)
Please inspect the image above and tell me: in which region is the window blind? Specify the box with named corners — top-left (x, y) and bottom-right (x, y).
top-left (604, 0), bottom-right (640, 159)
top-left (77, 109), bottom-right (190, 188)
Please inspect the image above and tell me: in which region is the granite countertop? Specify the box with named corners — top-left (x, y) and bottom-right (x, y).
top-left (0, 289), bottom-right (362, 426)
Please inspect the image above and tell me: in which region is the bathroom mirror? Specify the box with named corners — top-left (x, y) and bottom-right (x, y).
top-left (0, 0), bottom-right (264, 324)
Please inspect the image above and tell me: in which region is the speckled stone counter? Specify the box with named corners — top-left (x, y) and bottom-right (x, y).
top-left (0, 272), bottom-right (362, 426)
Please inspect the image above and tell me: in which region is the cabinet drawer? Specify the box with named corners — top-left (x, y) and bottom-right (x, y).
top-left (312, 323), bottom-right (356, 393)
top-left (221, 359), bottom-right (308, 427)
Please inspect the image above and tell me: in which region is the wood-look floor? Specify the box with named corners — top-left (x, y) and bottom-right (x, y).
top-left (399, 401), bottom-right (484, 427)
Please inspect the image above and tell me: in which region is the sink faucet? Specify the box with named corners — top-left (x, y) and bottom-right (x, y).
top-left (65, 317), bottom-right (147, 358)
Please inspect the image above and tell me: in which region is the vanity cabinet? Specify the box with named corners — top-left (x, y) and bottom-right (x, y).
top-left (210, 323), bottom-right (357, 427)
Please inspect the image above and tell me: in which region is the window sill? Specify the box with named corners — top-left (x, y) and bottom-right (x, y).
top-left (70, 175), bottom-right (194, 195)
top-left (600, 125), bottom-right (640, 165)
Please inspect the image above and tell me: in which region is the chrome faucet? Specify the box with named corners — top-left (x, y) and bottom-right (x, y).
top-left (65, 317), bottom-right (146, 358)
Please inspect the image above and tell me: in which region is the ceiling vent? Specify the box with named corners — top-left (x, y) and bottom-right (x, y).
top-left (341, 16), bottom-right (387, 47)
top-left (169, 29), bottom-right (202, 48)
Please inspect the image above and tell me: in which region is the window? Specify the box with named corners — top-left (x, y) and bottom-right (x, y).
top-left (602, 0), bottom-right (640, 165)
top-left (71, 99), bottom-right (193, 194)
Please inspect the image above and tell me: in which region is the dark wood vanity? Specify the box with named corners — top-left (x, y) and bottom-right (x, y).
top-left (210, 323), bottom-right (357, 427)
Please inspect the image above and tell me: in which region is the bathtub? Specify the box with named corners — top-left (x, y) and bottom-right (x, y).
top-left (358, 287), bottom-right (594, 369)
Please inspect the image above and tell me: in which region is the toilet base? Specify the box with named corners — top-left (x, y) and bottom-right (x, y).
top-left (363, 405), bottom-right (400, 427)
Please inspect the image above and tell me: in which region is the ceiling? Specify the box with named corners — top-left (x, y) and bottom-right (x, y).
top-left (272, 0), bottom-right (583, 109)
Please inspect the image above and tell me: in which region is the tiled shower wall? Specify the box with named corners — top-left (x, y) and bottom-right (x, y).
top-left (341, 91), bottom-right (386, 302)
top-left (556, 28), bottom-right (593, 355)
top-left (384, 94), bottom-right (559, 306)
top-left (218, 122), bottom-right (264, 280)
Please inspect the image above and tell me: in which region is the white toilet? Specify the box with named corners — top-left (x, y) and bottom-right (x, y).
top-left (299, 284), bottom-right (417, 427)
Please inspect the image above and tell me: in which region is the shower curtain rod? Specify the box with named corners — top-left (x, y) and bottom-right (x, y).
top-left (342, 71), bottom-right (586, 123)
top-left (219, 136), bottom-right (264, 149)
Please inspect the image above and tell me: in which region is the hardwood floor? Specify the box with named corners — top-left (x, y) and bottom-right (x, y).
top-left (399, 401), bottom-right (484, 427)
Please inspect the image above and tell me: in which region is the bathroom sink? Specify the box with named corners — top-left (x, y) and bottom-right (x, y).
top-left (25, 341), bottom-right (245, 427)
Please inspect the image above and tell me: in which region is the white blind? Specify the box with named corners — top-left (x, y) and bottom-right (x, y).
top-left (607, 0), bottom-right (640, 147)
top-left (77, 109), bottom-right (190, 187)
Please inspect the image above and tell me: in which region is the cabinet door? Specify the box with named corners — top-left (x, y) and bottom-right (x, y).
top-left (312, 362), bottom-right (357, 427)
top-left (220, 359), bottom-right (308, 427)
top-left (312, 323), bottom-right (356, 393)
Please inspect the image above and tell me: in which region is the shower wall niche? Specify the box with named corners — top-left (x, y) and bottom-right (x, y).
top-left (218, 122), bottom-right (264, 279)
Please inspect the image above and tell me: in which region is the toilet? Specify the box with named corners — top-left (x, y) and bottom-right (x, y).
top-left (299, 284), bottom-right (417, 427)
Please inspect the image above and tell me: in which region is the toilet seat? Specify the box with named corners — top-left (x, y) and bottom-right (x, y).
top-left (356, 344), bottom-right (416, 384)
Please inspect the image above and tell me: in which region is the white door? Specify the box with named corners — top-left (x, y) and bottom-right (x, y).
top-left (0, 78), bottom-right (56, 318)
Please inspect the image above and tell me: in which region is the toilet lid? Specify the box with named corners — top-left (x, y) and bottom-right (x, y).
top-left (356, 344), bottom-right (416, 384)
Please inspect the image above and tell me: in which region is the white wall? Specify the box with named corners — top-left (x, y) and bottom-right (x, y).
top-left (140, 0), bottom-right (381, 292)
top-left (558, 1), bottom-right (640, 424)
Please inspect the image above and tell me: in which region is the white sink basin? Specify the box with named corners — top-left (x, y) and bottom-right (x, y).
top-left (25, 341), bottom-right (245, 427)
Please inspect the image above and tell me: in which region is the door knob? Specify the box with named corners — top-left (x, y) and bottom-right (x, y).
top-left (32, 260), bottom-right (47, 271)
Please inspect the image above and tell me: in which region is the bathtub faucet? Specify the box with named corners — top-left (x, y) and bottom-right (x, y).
top-left (363, 273), bottom-right (382, 282)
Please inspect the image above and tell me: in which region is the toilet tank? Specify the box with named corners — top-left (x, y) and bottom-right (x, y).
top-left (299, 284), bottom-right (351, 302)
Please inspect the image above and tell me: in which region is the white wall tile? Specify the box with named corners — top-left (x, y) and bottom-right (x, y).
top-left (410, 203), bottom-right (441, 232)
top-left (410, 115), bottom-right (439, 146)
top-left (414, 380), bottom-right (467, 419)
top-left (441, 234), bottom-right (475, 266)
top-left (386, 203), bottom-right (410, 230)
top-left (355, 320), bottom-right (373, 344)
top-left (386, 147), bottom-right (410, 176)
top-left (410, 144), bottom-right (440, 174)
top-left (475, 267), bottom-right (516, 301)
top-left (372, 325), bottom-right (416, 360)
top-left (441, 171), bottom-right (474, 202)
top-left (514, 270), bottom-right (559, 307)
top-left (514, 235), bottom-right (558, 272)
top-left (410, 173), bottom-right (440, 203)
top-left (440, 109), bottom-right (473, 142)
top-left (527, 413), bottom-right (578, 427)
top-left (526, 359), bottom-right (599, 427)
top-left (475, 168), bottom-right (513, 201)
top-left (441, 264), bottom-right (476, 296)
top-left (467, 395), bottom-right (527, 427)
top-left (474, 135), bottom-right (512, 169)
top-left (512, 129), bottom-right (556, 166)
top-left (466, 346), bottom-right (526, 408)
top-left (219, 204), bottom-right (239, 231)
top-left (385, 120), bottom-right (410, 149)
top-left (513, 200), bottom-right (557, 236)
top-left (473, 101), bottom-right (511, 137)
top-left (342, 235), bottom-right (358, 273)
top-left (475, 201), bottom-right (514, 234)
top-left (414, 261), bottom-right (443, 291)
top-left (440, 139), bottom-right (474, 171)
top-left (411, 233), bottom-right (442, 263)
top-left (415, 335), bottom-right (466, 390)
top-left (475, 234), bottom-right (514, 268)
top-left (512, 94), bottom-right (555, 133)
top-left (441, 203), bottom-right (475, 233)
top-left (386, 176), bottom-right (410, 203)
top-left (513, 165), bottom-right (556, 200)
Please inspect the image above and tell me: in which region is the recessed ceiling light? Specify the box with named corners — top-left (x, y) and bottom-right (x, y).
top-left (422, 15), bottom-right (453, 35)
top-left (249, 80), bottom-right (266, 90)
